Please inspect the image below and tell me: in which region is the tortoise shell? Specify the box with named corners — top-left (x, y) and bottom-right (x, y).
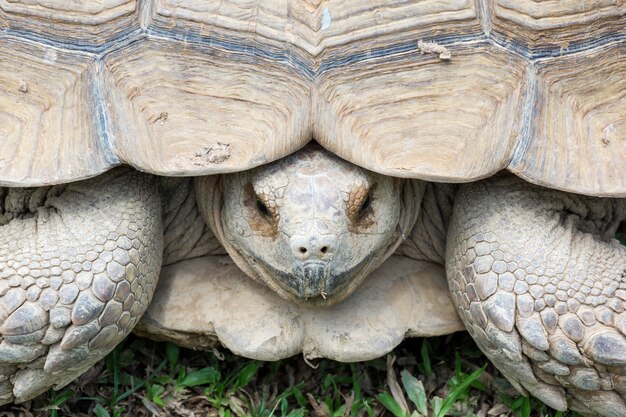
top-left (0, 0), bottom-right (624, 196)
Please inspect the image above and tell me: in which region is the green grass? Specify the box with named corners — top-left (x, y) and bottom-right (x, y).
top-left (0, 333), bottom-right (585, 417)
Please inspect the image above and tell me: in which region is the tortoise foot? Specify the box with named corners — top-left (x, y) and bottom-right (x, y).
top-left (0, 169), bottom-right (162, 403)
top-left (447, 175), bottom-right (626, 417)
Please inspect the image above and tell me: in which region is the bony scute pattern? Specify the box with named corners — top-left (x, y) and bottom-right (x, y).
top-left (447, 175), bottom-right (626, 417)
top-left (0, 169), bottom-right (162, 404)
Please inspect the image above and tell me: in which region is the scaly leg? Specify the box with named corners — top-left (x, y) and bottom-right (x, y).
top-left (0, 169), bottom-right (162, 403)
top-left (447, 175), bottom-right (626, 417)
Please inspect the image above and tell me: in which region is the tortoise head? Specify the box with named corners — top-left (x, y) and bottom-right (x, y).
top-left (196, 144), bottom-right (422, 306)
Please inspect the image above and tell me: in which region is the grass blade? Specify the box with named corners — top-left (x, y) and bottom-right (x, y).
top-left (165, 342), bottom-right (180, 370)
top-left (400, 370), bottom-right (427, 415)
top-left (435, 365), bottom-right (485, 417)
top-left (93, 403), bottom-right (111, 417)
top-left (420, 340), bottom-right (432, 378)
top-left (378, 392), bottom-right (408, 417)
top-left (180, 367), bottom-right (220, 388)
top-left (232, 362), bottom-right (258, 390)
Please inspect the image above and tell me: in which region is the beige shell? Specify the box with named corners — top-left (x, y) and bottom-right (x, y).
top-left (135, 255), bottom-right (464, 362)
top-left (0, 0), bottom-right (624, 196)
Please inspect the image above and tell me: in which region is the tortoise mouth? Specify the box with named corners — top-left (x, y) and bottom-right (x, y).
top-left (293, 261), bottom-right (332, 299)
top-left (258, 256), bottom-right (372, 307)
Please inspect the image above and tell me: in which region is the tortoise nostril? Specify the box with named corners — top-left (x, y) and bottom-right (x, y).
top-left (291, 233), bottom-right (335, 260)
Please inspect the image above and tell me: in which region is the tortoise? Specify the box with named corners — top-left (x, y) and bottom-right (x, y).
top-left (0, 0), bottom-right (625, 415)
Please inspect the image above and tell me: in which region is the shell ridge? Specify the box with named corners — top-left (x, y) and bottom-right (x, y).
top-left (318, 34), bottom-right (487, 74)
top-left (510, 61), bottom-right (538, 169)
top-left (0, 27), bottom-right (141, 55)
top-left (143, 26), bottom-right (314, 78)
top-left (487, 30), bottom-right (626, 60)
top-left (89, 59), bottom-right (120, 166)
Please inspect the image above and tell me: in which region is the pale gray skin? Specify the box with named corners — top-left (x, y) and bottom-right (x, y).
top-left (0, 170), bottom-right (162, 403)
top-left (446, 178), bottom-right (626, 417)
top-left (196, 146), bottom-right (422, 305)
top-left (0, 146), bottom-right (625, 417)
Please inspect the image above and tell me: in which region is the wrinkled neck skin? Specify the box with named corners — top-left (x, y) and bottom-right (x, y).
top-left (396, 182), bottom-right (456, 266)
top-left (399, 178), bottom-right (626, 267)
top-left (196, 145), bottom-right (423, 306)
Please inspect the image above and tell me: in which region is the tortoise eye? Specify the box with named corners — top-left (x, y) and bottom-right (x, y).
top-left (348, 183), bottom-right (376, 226)
top-left (256, 197), bottom-right (270, 217)
top-left (243, 184), bottom-right (278, 237)
top-left (244, 183), bottom-right (276, 220)
top-left (357, 194), bottom-right (371, 218)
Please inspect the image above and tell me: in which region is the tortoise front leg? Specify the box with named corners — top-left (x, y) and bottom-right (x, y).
top-left (0, 169), bottom-right (162, 403)
top-left (446, 175), bottom-right (626, 417)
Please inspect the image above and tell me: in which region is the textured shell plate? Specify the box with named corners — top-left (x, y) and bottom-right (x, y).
top-left (134, 255), bottom-right (464, 362)
top-left (0, 0), bottom-right (624, 196)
